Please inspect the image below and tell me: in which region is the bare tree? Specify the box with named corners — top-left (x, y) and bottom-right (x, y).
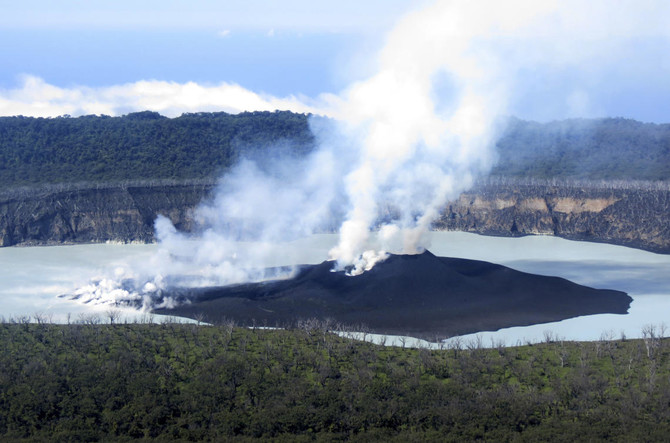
top-left (106, 308), bottom-right (122, 325)
top-left (466, 334), bottom-right (484, 351)
top-left (221, 317), bottom-right (236, 336)
top-left (448, 337), bottom-right (463, 358)
top-left (543, 330), bottom-right (558, 344)
top-left (15, 315), bottom-right (31, 324)
top-left (33, 312), bottom-right (47, 325)
top-left (642, 324), bottom-right (660, 360)
top-left (194, 312), bottom-right (206, 326)
top-left (556, 341), bottom-right (570, 368)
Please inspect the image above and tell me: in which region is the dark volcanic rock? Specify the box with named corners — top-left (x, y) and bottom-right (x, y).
top-left (0, 181), bottom-right (213, 246)
top-left (2, 179), bottom-right (668, 253)
top-left (154, 250), bottom-right (632, 340)
top-left (435, 180), bottom-right (670, 254)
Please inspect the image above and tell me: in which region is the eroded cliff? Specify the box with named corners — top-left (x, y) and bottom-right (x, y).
top-left (0, 181), bottom-right (214, 246)
top-left (435, 179), bottom-right (670, 253)
top-left (1, 179), bottom-right (668, 253)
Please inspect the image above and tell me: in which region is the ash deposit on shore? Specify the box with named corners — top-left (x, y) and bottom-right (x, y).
top-left (154, 250), bottom-right (631, 340)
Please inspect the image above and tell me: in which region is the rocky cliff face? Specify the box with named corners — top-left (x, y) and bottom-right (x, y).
top-left (435, 181), bottom-right (670, 253)
top-left (0, 182), bottom-right (214, 246)
top-left (1, 180), bottom-right (668, 253)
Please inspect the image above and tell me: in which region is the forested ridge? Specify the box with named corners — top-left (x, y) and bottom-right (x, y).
top-left (1, 321), bottom-right (670, 441)
top-left (0, 112), bottom-right (669, 189)
top-left (0, 111), bottom-right (315, 187)
top-left (492, 117), bottom-right (670, 180)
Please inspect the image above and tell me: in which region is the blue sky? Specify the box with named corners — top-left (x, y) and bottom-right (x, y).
top-left (0, 0), bottom-right (417, 95)
top-left (1, 0), bottom-right (669, 123)
top-left (0, 29), bottom-right (354, 96)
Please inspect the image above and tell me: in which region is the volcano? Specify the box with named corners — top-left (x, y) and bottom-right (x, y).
top-left (154, 250), bottom-right (632, 340)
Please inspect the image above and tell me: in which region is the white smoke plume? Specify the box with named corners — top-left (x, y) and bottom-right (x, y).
top-left (324, 0), bottom-right (670, 273)
top-left (70, 0), bottom-right (670, 305)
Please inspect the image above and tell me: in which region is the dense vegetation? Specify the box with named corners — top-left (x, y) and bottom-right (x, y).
top-left (492, 117), bottom-right (670, 180)
top-left (0, 112), bottom-right (668, 189)
top-left (1, 321), bottom-right (669, 441)
top-left (0, 111), bottom-right (315, 187)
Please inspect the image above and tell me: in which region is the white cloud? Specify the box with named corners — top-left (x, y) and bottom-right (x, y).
top-left (0, 76), bottom-right (338, 118)
top-left (217, 29), bottom-right (231, 38)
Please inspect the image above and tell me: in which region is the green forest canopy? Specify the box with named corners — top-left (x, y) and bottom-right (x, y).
top-left (492, 117), bottom-right (670, 181)
top-left (0, 111), bottom-right (315, 187)
top-left (0, 111), bottom-right (668, 188)
top-left (1, 322), bottom-right (669, 441)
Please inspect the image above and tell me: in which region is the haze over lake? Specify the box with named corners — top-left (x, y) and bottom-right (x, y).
top-left (1, 232), bottom-right (668, 345)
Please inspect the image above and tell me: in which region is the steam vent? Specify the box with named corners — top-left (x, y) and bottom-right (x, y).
top-left (154, 250), bottom-right (632, 340)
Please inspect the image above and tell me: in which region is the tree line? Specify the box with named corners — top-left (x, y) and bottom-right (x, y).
top-left (0, 112), bottom-right (668, 190)
top-left (0, 111), bottom-right (315, 188)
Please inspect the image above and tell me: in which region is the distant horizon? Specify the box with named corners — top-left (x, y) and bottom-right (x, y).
top-left (1, 1), bottom-right (669, 124)
top-left (1, 109), bottom-right (667, 126)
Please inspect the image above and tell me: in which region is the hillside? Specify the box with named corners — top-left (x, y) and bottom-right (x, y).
top-left (0, 113), bottom-right (669, 189)
top-left (435, 177), bottom-right (670, 253)
top-left (0, 111), bottom-right (314, 187)
top-left (1, 112), bottom-right (668, 251)
top-left (492, 117), bottom-right (670, 180)
top-left (1, 322), bottom-right (669, 441)
top-left (0, 180), bottom-right (214, 246)
top-left (2, 177), bottom-right (668, 253)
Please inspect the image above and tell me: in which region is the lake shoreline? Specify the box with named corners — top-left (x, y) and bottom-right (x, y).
top-left (2, 232), bottom-right (669, 346)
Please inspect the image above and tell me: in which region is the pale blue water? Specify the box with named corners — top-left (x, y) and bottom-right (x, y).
top-left (0, 243), bottom-right (159, 323)
top-left (1, 233), bottom-right (668, 344)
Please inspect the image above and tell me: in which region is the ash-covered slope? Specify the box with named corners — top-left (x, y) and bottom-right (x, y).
top-left (155, 250), bottom-right (632, 339)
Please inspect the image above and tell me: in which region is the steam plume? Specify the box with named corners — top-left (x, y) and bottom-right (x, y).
top-left (71, 0), bottom-right (670, 305)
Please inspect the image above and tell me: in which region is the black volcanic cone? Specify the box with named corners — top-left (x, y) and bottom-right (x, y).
top-left (154, 250), bottom-right (632, 339)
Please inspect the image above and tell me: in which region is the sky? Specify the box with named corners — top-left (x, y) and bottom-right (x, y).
top-left (1, 0), bottom-right (669, 123)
